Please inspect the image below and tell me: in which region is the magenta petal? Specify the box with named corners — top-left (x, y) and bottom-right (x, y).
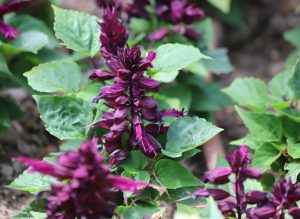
top-left (89, 69), bottom-right (114, 81)
top-left (246, 190), bottom-right (267, 204)
top-left (242, 167), bottom-right (263, 179)
top-left (146, 51), bottom-right (156, 61)
top-left (160, 109), bottom-right (184, 117)
top-left (149, 28), bottom-right (169, 42)
top-left (112, 175), bottom-right (148, 193)
top-left (201, 167), bottom-right (232, 185)
top-left (109, 149), bottom-right (128, 167)
top-left (136, 76), bottom-right (160, 91)
top-left (0, 0), bottom-right (31, 14)
top-left (0, 20), bottom-right (20, 41)
top-left (289, 207), bottom-right (300, 218)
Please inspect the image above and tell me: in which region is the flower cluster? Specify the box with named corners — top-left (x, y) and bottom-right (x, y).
top-left (0, 0), bottom-right (30, 40)
top-left (195, 146), bottom-right (300, 219)
top-left (247, 178), bottom-right (300, 219)
top-left (126, 0), bottom-right (204, 41)
top-left (15, 138), bottom-right (148, 219)
top-left (90, 7), bottom-right (184, 166)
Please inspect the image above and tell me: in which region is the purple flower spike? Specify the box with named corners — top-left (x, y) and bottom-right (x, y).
top-left (15, 138), bottom-right (148, 219)
top-left (199, 146), bottom-right (300, 219)
top-left (0, 0), bottom-right (30, 40)
top-left (91, 6), bottom-right (185, 162)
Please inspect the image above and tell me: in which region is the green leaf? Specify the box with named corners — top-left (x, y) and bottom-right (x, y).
top-left (185, 61), bottom-right (209, 77)
top-left (235, 106), bottom-right (282, 142)
top-left (175, 203), bottom-right (202, 219)
top-left (76, 82), bottom-right (102, 102)
top-left (280, 116), bottom-right (300, 142)
top-left (154, 159), bottom-right (201, 189)
top-left (53, 6), bottom-right (100, 56)
top-left (24, 60), bottom-right (81, 93)
top-left (34, 95), bottom-right (94, 140)
top-left (268, 71), bottom-right (293, 99)
top-left (13, 200), bottom-right (46, 219)
top-left (120, 150), bottom-right (149, 174)
top-left (287, 139), bottom-right (300, 159)
top-left (230, 134), bottom-right (260, 149)
top-left (252, 143), bottom-right (281, 171)
top-left (288, 60), bottom-right (300, 99)
top-left (128, 18), bottom-right (151, 34)
top-left (152, 43), bottom-right (210, 82)
top-left (191, 81), bottom-right (233, 112)
top-left (163, 117), bottom-right (223, 158)
top-left (203, 48), bottom-right (233, 74)
top-left (135, 171), bottom-right (150, 183)
top-left (13, 31), bottom-right (49, 54)
top-left (208, 0), bottom-right (232, 13)
top-left (222, 78), bottom-right (267, 110)
top-left (117, 204), bottom-right (159, 219)
top-left (60, 139), bottom-right (82, 151)
top-left (193, 18), bottom-right (214, 47)
top-left (7, 14), bottom-right (58, 48)
top-left (7, 170), bottom-right (56, 193)
top-left (0, 53), bottom-right (12, 77)
top-left (285, 162), bottom-right (300, 183)
top-left (200, 197), bottom-right (224, 219)
top-left (284, 28), bottom-right (300, 48)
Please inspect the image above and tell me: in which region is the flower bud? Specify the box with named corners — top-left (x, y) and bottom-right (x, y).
top-left (201, 167), bottom-right (232, 185)
top-left (246, 190), bottom-right (267, 204)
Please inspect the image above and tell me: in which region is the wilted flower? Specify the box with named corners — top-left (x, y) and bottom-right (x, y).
top-left (15, 138), bottom-right (148, 219)
top-left (0, 0), bottom-right (30, 40)
top-left (90, 6), bottom-right (184, 165)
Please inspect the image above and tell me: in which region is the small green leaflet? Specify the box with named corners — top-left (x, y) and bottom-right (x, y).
top-left (200, 197), bottom-right (224, 219)
top-left (152, 43), bottom-right (210, 83)
top-left (0, 53), bottom-right (12, 77)
top-left (24, 60), bottom-right (81, 93)
top-left (117, 204), bottom-right (159, 219)
top-left (285, 162), bottom-right (300, 183)
top-left (163, 117), bottom-right (223, 158)
top-left (34, 95), bottom-right (94, 140)
top-left (203, 48), bottom-right (233, 74)
top-left (120, 150), bottom-right (149, 174)
top-left (207, 0), bottom-right (232, 13)
top-left (13, 31), bottom-right (49, 54)
top-left (284, 28), bottom-right (300, 48)
top-left (252, 143), bottom-right (281, 171)
top-left (235, 106), bottom-right (282, 142)
top-left (7, 170), bottom-right (56, 193)
top-left (288, 60), bottom-right (300, 99)
top-left (53, 6), bottom-right (100, 57)
top-left (154, 159), bottom-right (201, 189)
top-left (222, 77), bottom-right (268, 110)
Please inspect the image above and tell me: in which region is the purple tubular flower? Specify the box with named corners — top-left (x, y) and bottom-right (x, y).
top-left (194, 188), bottom-right (230, 201)
top-left (149, 28), bottom-right (170, 42)
top-left (125, 0), bottom-right (204, 41)
top-left (91, 6), bottom-right (185, 163)
top-left (15, 138), bottom-right (148, 219)
top-left (201, 167), bottom-right (231, 185)
top-left (0, 0), bottom-right (30, 40)
top-left (289, 207), bottom-right (300, 218)
top-left (245, 191), bottom-right (267, 204)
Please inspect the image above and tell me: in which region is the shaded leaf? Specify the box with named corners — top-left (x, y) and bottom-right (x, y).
top-left (154, 159), bottom-right (201, 189)
top-left (34, 95), bottom-right (94, 140)
top-left (53, 6), bottom-right (100, 56)
top-left (163, 117), bottom-right (223, 158)
top-left (24, 60), bottom-right (81, 93)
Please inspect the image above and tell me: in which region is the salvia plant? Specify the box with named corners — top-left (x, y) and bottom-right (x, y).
top-left (195, 146), bottom-right (300, 219)
top-left (0, 0), bottom-right (68, 132)
top-left (8, 1), bottom-right (225, 218)
top-left (223, 58), bottom-right (300, 187)
top-left (6, 1), bottom-right (300, 219)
